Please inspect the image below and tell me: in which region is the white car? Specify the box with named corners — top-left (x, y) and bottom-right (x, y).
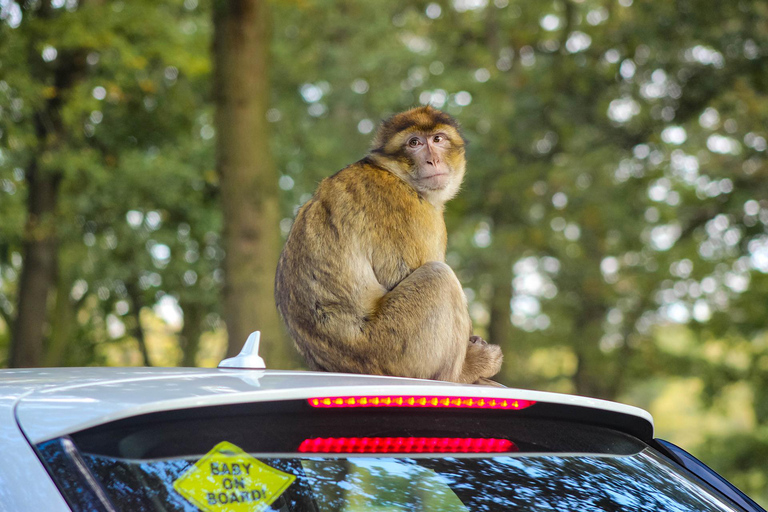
top-left (1, 333), bottom-right (764, 512)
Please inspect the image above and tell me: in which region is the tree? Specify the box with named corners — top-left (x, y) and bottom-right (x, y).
top-left (3, 1), bottom-right (83, 367)
top-left (1, 0), bottom-right (214, 367)
top-left (213, 0), bottom-right (298, 367)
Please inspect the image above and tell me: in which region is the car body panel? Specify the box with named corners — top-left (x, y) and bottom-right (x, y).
top-left (0, 373), bottom-right (78, 512)
top-left (3, 367), bottom-right (765, 512)
top-left (6, 367), bottom-right (654, 445)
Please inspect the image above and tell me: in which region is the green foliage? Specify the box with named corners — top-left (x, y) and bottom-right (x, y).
top-left (0, 0), bottom-right (216, 365)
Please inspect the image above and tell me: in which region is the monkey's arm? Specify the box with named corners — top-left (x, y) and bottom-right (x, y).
top-left (363, 261), bottom-right (469, 380)
top-left (312, 261), bottom-right (501, 383)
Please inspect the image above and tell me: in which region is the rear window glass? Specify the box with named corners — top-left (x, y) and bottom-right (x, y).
top-left (32, 400), bottom-right (739, 512)
top-left (40, 445), bottom-right (739, 512)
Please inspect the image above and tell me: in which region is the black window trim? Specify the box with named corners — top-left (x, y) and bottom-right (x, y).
top-left (651, 438), bottom-right (766, 512)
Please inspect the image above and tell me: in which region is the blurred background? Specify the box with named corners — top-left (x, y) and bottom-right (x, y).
top-left (1, 0), bottom-right (767, 504)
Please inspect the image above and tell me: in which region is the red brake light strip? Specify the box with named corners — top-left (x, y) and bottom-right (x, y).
top-left (298, 437), bottom-right (517, 454)
top-left (308, 395), bottom-right (535, 410)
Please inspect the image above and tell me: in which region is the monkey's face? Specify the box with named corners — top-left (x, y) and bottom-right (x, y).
top-left (403, 130), bottom-right (463, 194)
top-left (371, 106), bottom-right (467, 206)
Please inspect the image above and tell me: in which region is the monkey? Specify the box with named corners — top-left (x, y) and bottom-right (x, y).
top-left (274, 105), bottom-right (503, 385)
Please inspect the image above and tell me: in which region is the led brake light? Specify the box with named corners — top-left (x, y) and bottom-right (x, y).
top-left (298, 437), bottom-right (517, 453)
top-left (308, 395), bottom-right (535, 410)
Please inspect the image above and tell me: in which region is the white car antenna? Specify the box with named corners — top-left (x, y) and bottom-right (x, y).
top-left (218, 331), bottom-right (266, 369)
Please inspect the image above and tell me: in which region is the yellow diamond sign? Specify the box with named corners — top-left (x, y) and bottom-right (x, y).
top-left (173, 441), bottom-right (296, 512)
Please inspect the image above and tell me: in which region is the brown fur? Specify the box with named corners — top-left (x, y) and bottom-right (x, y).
top-left (275, 106), bottom-right (502, 384)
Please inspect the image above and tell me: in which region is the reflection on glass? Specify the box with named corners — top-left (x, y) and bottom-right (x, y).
top-left (80, 449), bottom-right (739, 512)
top-left (302, 458), bottom-right (467, 511)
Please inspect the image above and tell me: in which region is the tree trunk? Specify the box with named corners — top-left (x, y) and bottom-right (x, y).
top-left (126, 281), bottom-right (152, 367)
top-left (10, 160), bottom-right (60, 368)
top-left (180, 301), bottom-right (204, 367)
top-left (487, 258), bottom-right (513, 348)
top-left (10, 2), bottom-right (86, 367)
top-left (213, 0), bottom-right (298, 367)
top-left (44, 267), bottom-right (75, 367)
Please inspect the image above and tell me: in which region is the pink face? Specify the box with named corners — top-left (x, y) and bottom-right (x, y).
top-left (405, 132), bottom-right (452, 190)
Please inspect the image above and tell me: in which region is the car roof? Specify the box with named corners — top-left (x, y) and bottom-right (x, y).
top-left (1, 367), bottom-right (654, 444)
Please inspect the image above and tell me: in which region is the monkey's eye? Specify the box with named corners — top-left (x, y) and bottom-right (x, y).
top-left (408, 137), bottom-right (421, 148)
top-left (433, 135), bottom-right (444, 143)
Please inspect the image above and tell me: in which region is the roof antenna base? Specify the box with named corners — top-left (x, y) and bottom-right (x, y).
top-left (218, 331), bottom-right (266, 369)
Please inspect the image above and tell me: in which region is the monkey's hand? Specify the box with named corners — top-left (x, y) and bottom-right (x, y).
top-left (460, 335), bottom-right (503, 383)
top-left (469, 335), bottom-right (487, 345)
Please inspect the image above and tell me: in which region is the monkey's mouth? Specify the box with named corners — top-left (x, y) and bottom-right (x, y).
top-left (418, 172), bottom-right (448, 182)
top-left (418, 172), bottom-right (449, 189)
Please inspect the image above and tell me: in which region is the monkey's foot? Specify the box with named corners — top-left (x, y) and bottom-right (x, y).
top-left (473, 377), bottom-right (506, 387)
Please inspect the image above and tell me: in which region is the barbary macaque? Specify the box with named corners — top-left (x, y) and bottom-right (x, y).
top-left (275, 106), bottom-right (502, 384)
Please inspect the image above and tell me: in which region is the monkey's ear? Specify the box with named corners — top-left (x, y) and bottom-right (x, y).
top-left (370, 110), bottom-right (404, 153)
top-left (369, 126), bottom-right (386, 153)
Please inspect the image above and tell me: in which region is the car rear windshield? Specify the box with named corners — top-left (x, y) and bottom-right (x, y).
top-left (34, 399), bottom-right (739, 512)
